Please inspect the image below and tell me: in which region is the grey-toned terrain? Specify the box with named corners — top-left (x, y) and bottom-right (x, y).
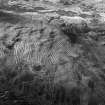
top-left (0, 0), bottom-right (105, 105)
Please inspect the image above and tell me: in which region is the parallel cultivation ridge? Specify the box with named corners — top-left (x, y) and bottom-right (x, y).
top-left (0, 1), bottom-right (105, 105)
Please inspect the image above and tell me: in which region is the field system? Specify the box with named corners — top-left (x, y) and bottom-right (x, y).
top-left (0, 0), bottom-right (105, 105)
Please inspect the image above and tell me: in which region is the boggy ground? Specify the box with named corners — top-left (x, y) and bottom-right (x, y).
top-left (0, 0), bottom-right (105, 105)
